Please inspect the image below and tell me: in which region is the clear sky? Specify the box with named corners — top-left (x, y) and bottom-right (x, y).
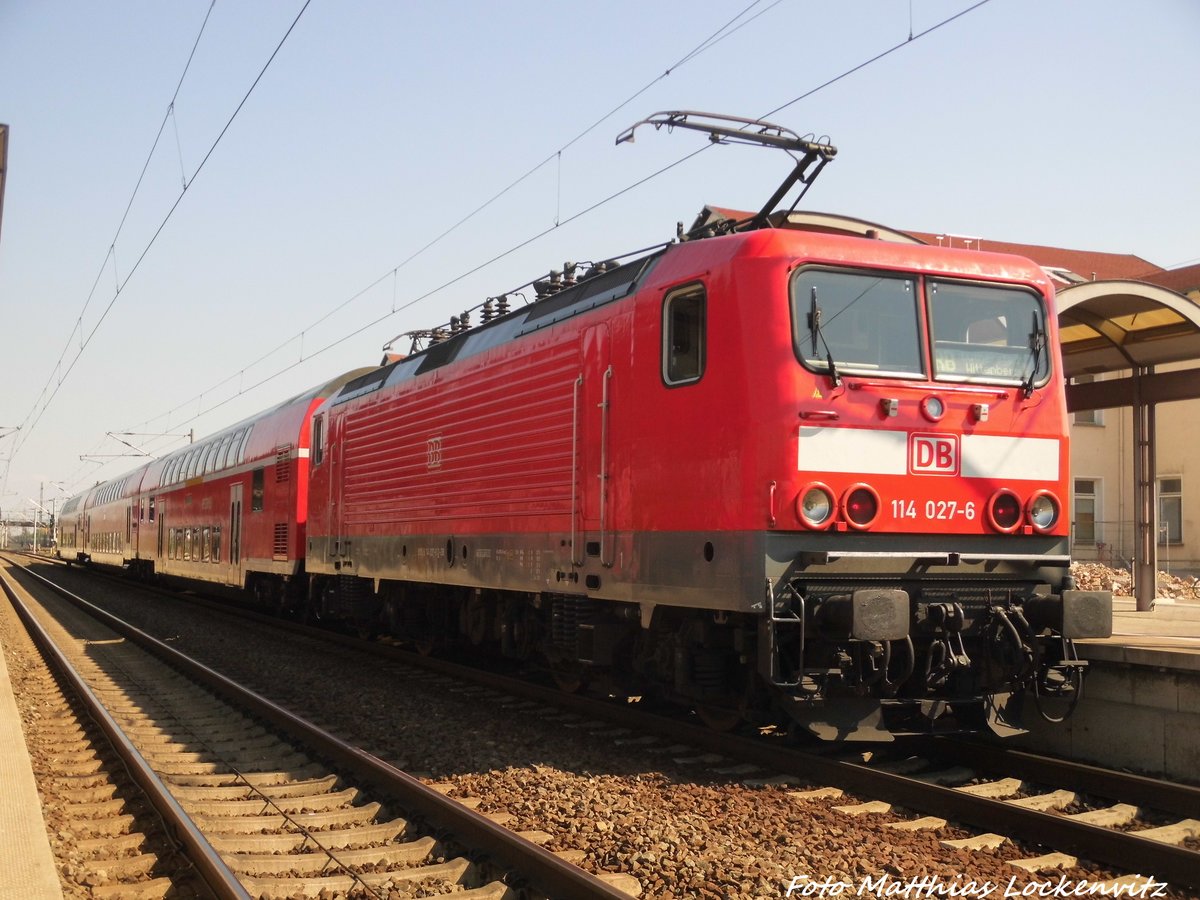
top-left (1, 0), bottom-right (1197, 519)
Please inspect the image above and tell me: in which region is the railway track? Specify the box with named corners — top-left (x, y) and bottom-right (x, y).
top-left (0, 587), bottom-right (210, 898)
top-left (390, 666), bottom-right (1200, 893)
top-left (16, 554), bottom-right (1200, 894)
top-left (0, 556), bottom-right (639, 899)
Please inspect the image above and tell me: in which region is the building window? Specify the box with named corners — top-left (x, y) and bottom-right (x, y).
top-left (1158, 477), bottom-right (1182, 545)
top-left (1071, 375), bottom-right (1103, 426)
top-left (1073, 478), bottom-right (1099, 545)
top-left (662, 285), bottom-right (706, 385)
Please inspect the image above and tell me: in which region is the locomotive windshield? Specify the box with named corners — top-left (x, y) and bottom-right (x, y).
top-left (928, 280), bottom-right (1049, 388)
top-left (792, 269), bottom-right (923, 377)
top-left (790, 268), bottom-right (1049, 388)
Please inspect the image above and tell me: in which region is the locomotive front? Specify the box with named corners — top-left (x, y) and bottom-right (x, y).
top-left (751, 231), bottom-right (1112, 739)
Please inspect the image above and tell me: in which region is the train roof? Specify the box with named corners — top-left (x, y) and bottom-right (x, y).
top-left (61, 370), bottom-right (371, 513)
top-left (343, 216), bottom-right (1053, 409)
top-left (336, 250), bottom-right (666, 405)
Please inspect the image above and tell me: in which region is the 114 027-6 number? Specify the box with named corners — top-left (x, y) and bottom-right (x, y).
top-left (891, 499), bottom-right (977, 521)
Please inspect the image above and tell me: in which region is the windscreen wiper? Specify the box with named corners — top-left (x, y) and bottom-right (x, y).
top-left (808, 286), bottom-right (841, 388)
top-left (1021, 311), bottom-right (1046, 398)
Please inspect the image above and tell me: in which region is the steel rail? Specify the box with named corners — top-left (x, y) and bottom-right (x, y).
top-left (0, 567), bottom-right (252, 900)
top-left (6, 557), bottom-right (634, 900)
top-left (925, 737), bottom-right (1200, 819)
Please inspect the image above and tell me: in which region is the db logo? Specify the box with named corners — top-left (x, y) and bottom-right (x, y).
top-left (909, 433), bottom-right (959, 476)
top-left (426, 435), bottom-right (443, 469)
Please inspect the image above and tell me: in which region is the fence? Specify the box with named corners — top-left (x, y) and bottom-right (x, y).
top-left (1071, 519), bottom-right (1199, 577)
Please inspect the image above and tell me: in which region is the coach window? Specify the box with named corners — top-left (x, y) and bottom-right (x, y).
top-left (217, 434), bottom-right (234, 470)
top-left (312, 415), bottom-right (325, 466)
top-left (252, 468), bottom-right (265, 512)
top-left (236, 428), bottom-right (251, 466)
top-left (662, 285), bottom-right (706, 385)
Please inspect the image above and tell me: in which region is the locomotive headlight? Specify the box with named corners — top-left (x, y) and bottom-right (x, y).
top-left (987, 489), bottom-right (1023, 533)
top-left (920, 395), bottom-right (945, 422)
top-left (1026, 491), bottom-right (1060, 533)
top-left (842, 484), bottom-right (880, 530)
top-left (797, 484), bottom-right (834, 529)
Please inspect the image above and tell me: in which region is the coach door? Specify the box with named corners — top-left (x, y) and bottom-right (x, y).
top-left (126, 502), bottom-right (134, 558)
top-left (575, 323), bottom-right (612, 566)
top-left (325, 412), bottom-right (347, 562)
top-left (156, 497), bottom-right (166, 563)
top-left (229, 484), bottom-right (243, 586)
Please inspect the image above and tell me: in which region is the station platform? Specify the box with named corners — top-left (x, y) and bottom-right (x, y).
top-left (1080, 594), bottom-right (1200, 669)
top-left (0, 615), bottom-right (64, 899)
top-left (1015, 594), bottom-right (1200, 780)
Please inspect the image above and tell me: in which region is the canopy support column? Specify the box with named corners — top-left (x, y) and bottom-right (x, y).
top-left (1132, 366), bottom-right (1157, 611)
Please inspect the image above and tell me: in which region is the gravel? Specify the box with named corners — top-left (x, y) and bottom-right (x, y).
top-left (21, 562), bottom-right (1200, 900)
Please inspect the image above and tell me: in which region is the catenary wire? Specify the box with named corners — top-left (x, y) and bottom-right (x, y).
top-left (7, 0), bottom-right (313, 475)
top-left (16, 1), bottom-right (218, 450)
top-left (45, 0), bottom-right (992, 495)
top-left (115, 0), bottom-right (782, 449)
top-left (761, 0), bottom-right (994, 118)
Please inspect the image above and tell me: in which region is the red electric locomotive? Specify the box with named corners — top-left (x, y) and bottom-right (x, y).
top-left (57, 113), bottom-right (1111, 739)
top-left (303, 114), bottom-right (1112, 739)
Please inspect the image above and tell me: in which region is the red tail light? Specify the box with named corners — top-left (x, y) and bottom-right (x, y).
top-left (842, 484), bottom-right (880, 530)
top-left (987, 490), bottom-right (1022, 533)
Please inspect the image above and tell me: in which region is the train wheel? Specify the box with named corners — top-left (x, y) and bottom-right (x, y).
top-left (695, 703), bottom-right (742, 732)
top-left (551, 660), bottom-right (586, 694)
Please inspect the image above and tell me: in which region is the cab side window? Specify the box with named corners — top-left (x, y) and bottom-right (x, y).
top-left (312, 415), bottom-right (325, 466)
top-left (662, 285), bottom-right (706, 385)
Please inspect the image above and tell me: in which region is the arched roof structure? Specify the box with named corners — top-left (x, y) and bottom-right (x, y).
top-left (1053, 281), bottom-right (1200, 610)
top-left (1058, 280), bottom-right (1200, 383)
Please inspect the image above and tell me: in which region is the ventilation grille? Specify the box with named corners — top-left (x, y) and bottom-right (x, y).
top-left (275, 445), bottom-right (292, 483)
top-left (273, 523), bottom-right (289, 560)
